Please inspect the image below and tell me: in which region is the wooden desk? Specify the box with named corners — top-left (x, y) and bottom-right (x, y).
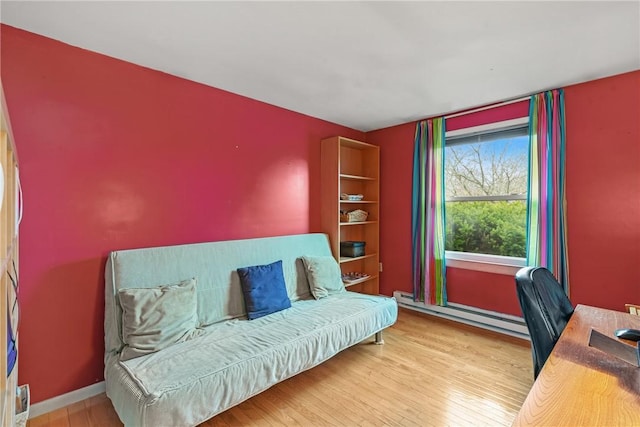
top-left (513, 304), bottom-right (640, 426)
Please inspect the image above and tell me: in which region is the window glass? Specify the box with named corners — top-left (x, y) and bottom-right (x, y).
top-left (445, 124), bottom-right (529, 258)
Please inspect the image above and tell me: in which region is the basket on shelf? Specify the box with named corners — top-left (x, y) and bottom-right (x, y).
top-left (340, 193), bottom-right (364, 201)
top-left (341, 272), bottom-right (370, 284)
top-left (340, 209), bottom-right (368, 223)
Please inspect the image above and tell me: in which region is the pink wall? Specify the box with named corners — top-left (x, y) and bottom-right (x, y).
top-left (368, 70), bottom-right (640, 317)
top-left (564, 71), bottom-right (640, 308)
top-left (1, 25), bottom-right (364, 403)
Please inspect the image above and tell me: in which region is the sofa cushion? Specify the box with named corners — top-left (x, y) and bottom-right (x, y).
top-left (301, 255), bottom-right (346, 299)
top-left (118, 278), bottom-right (201, 361)
top-left (237, 260), bottom-right (291, 320)
top-left (111, 291), bottom-right (398, 426)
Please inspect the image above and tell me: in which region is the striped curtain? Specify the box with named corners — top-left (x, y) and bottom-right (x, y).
top-left (526, 89), bottom-right (569, 293)
top-left (412, 118), bottom-right (447, 305)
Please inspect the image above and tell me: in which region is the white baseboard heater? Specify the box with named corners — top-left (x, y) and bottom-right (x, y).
top-left (393, 291), bottom-right (530, 340)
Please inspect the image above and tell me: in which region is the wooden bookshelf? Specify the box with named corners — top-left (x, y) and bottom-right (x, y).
top-left (321, 136), bottom-right (379, 295)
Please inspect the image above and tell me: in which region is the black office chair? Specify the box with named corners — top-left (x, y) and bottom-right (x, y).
top-left (515, 266), bottom-right (574, 379)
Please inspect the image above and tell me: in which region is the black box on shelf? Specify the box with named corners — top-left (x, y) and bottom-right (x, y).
top-left (340, 241), bottom-right (366, 257)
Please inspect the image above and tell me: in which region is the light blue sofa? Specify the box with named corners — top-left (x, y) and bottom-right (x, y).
top-left (104, 233), bottom-right (398, 426)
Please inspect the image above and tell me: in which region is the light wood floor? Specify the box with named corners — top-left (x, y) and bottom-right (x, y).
top-left (28, 308), bottom-right (534, 427)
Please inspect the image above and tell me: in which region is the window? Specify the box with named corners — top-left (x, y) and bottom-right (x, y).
top-left (444, 118), bottom-right (529, 269)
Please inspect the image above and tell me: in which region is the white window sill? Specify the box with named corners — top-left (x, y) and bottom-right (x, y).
top-left (445, 251), bottom-right (525, 276)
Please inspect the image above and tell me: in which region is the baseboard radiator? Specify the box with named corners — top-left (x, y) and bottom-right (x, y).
top-left (393, 291), bottom-right (530, 340)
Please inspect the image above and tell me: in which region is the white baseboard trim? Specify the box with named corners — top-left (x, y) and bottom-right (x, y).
top-left (29, 381), bottom-right (106, 419)
top-left (394, 291), bottom-right (530, 340)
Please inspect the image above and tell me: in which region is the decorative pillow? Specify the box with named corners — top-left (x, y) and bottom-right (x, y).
top-left (118, 278), bottom-right (201, 361)
top-left (237, 260), bottom-right (291, 320)
top-left (301, 255), bottom-right (346, 299)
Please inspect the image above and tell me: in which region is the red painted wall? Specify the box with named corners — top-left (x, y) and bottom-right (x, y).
top-left (564, 71), bottom-right (640, 308)
top-left (1, 25), bottom-right (364, 403)
top-left (368, 70), bottom-right (640, 317)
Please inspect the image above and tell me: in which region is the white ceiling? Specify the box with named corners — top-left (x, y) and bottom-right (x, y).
top-left (1, 1), bottom-right (639, 132)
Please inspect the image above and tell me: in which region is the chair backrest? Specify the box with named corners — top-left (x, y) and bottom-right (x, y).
top-left (515, 266), bottom-right (574, 378)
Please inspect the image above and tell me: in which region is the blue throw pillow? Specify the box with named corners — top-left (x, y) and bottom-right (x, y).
top-left (237, 260), bottom-right (291, 320)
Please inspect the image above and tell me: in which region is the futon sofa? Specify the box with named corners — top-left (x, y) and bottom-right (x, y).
top-left (104, 233), bottom-right (398, 426)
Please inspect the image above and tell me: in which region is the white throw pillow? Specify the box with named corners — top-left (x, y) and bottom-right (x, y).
top-left (118, 278), bottom-right (202, 360)
top-left (301, 256), bottom-right (346, 299)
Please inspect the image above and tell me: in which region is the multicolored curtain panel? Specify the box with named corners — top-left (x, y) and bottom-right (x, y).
top-left (412, 118), bottom-right (447, 305)
top-left (526, 89), bottom-right (570, 293)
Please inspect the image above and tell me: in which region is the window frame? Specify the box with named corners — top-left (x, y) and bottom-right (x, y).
top-left (444, 117), bottom-right (529, 275)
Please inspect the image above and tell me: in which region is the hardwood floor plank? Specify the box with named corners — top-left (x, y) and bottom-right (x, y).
top-left (46, 408), bottom-right (70, 427)
top-left (85, 395), bottom-right (122, 426)
top-left (305, 352), bottom-right (423, 425)
top-left (258, 382), bottom-right (327, 426)
top-left (277, 375), bottom-right (357, 425)
top-left (27, 308), bottom-right (533, 426)
top-left (66, 401), bottom-right (91, 427)
top-left (301, 372), bottom-right (399, 426)
top-left (26, 413), bottom-right (49, 427)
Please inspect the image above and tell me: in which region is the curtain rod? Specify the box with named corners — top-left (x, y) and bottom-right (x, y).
top-left (444, 95), bottom-right (531, 120)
